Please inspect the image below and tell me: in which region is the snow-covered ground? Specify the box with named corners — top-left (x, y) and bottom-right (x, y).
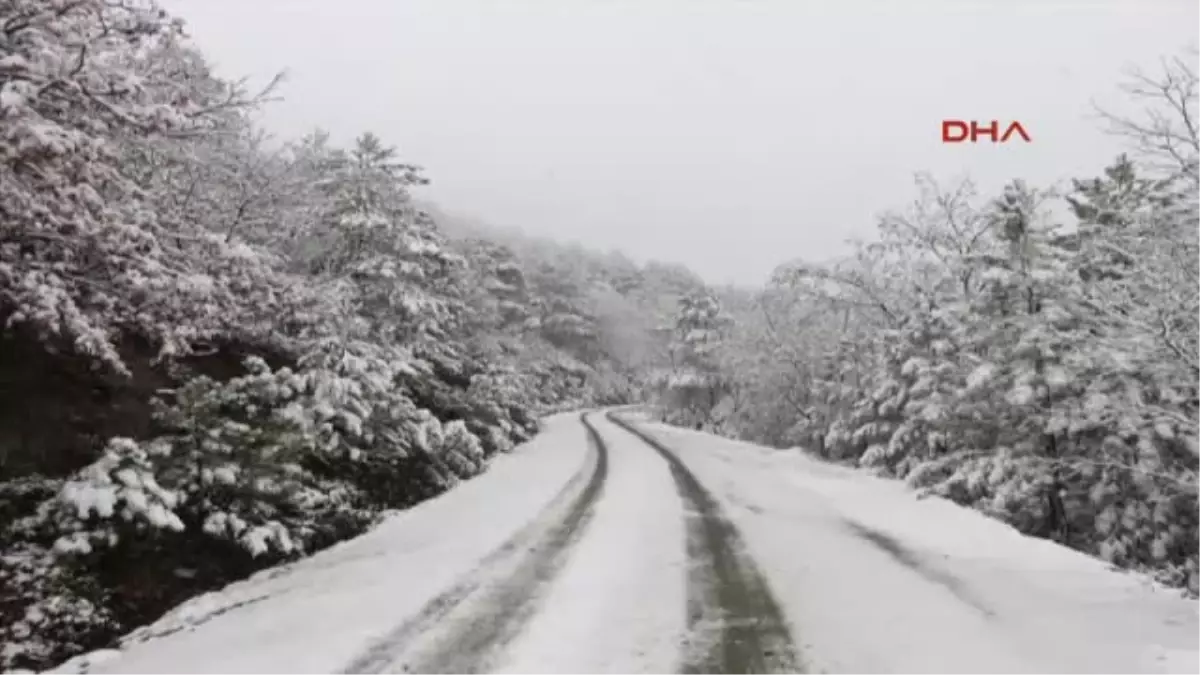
top-left (628, 412), bottom-right (1200, 674)
top-left (492, 413), bottom-right (687, 673)
top-left (48, 412), bottom-right (594, 674)
top-left (43, 409), bottom-right (1198, 674)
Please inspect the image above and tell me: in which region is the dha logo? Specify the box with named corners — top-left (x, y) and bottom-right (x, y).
top-left (942, 120), bottom-right (1031, 143)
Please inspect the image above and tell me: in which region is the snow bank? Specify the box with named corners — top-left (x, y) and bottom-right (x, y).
top-left (48, 412), bottom-right (592, 675)
top-left (628, 415), bottom-right (1200, 674)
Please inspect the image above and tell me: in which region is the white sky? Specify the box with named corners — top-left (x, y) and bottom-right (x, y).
top-left (159, 0), bottom-right (1199, 285)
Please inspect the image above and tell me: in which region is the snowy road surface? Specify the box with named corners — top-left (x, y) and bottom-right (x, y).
top-left (49, 410), bottom-right (1199, 674)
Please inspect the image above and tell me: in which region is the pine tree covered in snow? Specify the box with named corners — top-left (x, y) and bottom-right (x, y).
top-left (654, 291), bottom-right (732, 429)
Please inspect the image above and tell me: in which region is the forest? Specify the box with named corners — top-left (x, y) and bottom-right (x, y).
top-left (0, 1), bottom-right (1196, 670)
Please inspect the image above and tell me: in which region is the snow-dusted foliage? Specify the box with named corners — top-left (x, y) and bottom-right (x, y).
top-left (653, 291), bottom-right (733, 429)
top-left (0, 2), bottom-right (699, 669)
top-left (660, 54), bottom-right (1199, 595)
top-left (0, 0), bottom-right (304, 373)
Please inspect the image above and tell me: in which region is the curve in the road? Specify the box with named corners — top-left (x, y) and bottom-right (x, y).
top-left (606, 412), bottom-right (804, 674)
top-left (341, 411), bottom-right (609, 674)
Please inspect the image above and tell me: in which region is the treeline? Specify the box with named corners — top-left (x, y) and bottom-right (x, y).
top-left (654, 52), bottom-right (1199, 595)
top-left (0, 2), bottom-right (704, 669)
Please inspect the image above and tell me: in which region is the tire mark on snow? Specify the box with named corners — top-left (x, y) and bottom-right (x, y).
top-left (606, 412), bottom-right (803, 674)
top-left (842, 519), bottom-right (996, 619)
top-left (341, 411), bottom-right (608, 674)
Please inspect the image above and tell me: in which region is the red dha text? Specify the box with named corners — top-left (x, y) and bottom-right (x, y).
top-left (942, 120), bottom-right (1031, 143)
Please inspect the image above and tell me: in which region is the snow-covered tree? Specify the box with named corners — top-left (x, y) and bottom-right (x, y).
top-left (700, 59), bottom-right (1199, 590)
top-left (0, 4), bottom-right (687, 668)
top-left (655, 291), bottom-right (732, 428)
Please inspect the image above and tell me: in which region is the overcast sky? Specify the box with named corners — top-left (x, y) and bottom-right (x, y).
top-left (159, 0), bottom-right (1198, 286)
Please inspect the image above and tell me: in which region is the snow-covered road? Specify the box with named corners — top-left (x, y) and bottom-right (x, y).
top-left (48, 410), bottom-right (1199, 674)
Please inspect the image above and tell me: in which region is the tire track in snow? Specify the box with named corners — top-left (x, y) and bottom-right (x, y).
top-left (341, 412), bottom-right (609, 674)
top-left (842, 519), bottom-right (996, 619)
top-left (607, 412), bottom-right (803, 674)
